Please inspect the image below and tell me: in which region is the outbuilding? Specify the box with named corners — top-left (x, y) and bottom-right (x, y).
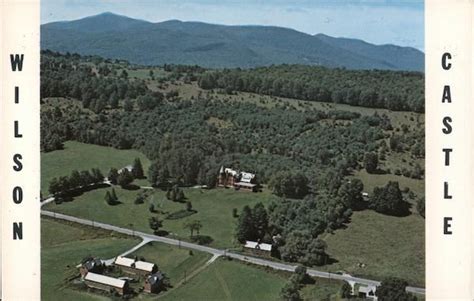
top-left (84, 272), bottom-right (129, 295)
top-left (114, 256), bottom-right (158, 276)
top-left (244, 240), bottom-right (272, 254)
top-left (144, 271), bottom-right (165, 293)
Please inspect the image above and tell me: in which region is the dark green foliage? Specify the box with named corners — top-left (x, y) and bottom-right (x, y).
top-left (104, 190), bottom-right (118, 205)
top-left (376, 278), bottom-right (417, 301)
top-left (166, 209), bottom-right (196, 220)
top-left (186, 201), bottom-right (193, 211)
top-left (40, 53), bottom-right (421, 190)
top-left (268, 195), bottom-right (351, 239)
top-left (137, 93), bottom-right (162, 111)
top-left (111, 188), bottom-right (118, 202)
top-left (279, 231), bottom-right (329, 266)
top-left (149, 203), bottom-right (155, 213)
top-left (117, 169), bottom-right (134, 187)
top-left (269, 171), bottom-right (309, 199)
top-left (166, 185), bottom-right (185, 202)
top-left (369, 181), bottom-right (409, 216)
top-left (235, 203), bottom-right (269, 243)
top-left (108, 168), bottom-right (119, 185)
top-left (232, 208), bottom-right (238, 218)
top-left (364, 152), bottom-right (379, 174)
top-left (280, 279), bottom-right (302, 301)
top-left (340, 281), bottom-right (353, 298)
top-left (148, 216), bottom-right (163, 234)
top-left (199, 65), bottom-right (424, 112)
top-left (132, 158), bottom-right (144, 179)
top-left (338, 179), bottom-right (364, 210)
top-left (416, 197), bottom-right (425, 218)
top-left (252, 202), bottom-right (269, 240)
top-left (236, 205), bottom-right (255, 243)
top-left (48, 168), bottom-right (104, 195)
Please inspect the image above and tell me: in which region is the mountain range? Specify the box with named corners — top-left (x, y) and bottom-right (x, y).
top-left (41, 12), bottom-right (424, 71)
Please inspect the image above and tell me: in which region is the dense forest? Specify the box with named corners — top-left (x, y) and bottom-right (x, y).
top-left (41, 51), bottom-right (425, 266)
top-left (198, 65), bottom-right (424, 112)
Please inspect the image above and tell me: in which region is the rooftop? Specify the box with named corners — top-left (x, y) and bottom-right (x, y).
top-left (244, 240), bottom-right (272, 251)
top-left (85, 272), bottom-right (126, 288)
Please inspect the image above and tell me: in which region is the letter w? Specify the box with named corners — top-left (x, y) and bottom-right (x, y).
top-left (10, 54), bottom-right (24, 71)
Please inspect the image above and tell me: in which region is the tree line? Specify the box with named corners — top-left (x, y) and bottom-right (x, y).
top-left (198, 64), bottom-right (424, 112)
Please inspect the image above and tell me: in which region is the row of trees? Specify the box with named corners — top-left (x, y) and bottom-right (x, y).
top-left (49, 168), bottom-right (104, 195)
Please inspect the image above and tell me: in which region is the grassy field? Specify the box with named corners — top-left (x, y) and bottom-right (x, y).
top-left (44, 186), bottom-right (279, 249)
top-left (41, 141), bottom-right (150, 193)
top-left (351, 170), bottom-right (424, 202)
top-left (41, 217), bottom-right (139, 301)
top-left (160, 258), bottom-right (344, 301)
top-left (321, 210), bottom-right (425, 287)
top-left (129, 242), bottom-right (211, 286)
top-left (161, 258), bottom-right (284, 301)
top-left (300, 278), bottom-right (344, 301)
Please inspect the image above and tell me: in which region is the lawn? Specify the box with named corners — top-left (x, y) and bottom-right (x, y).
top-left (160, 258), bottom-right (286, 301)
top-left (300, 277), bottom-right (344, 301)
top-left (351, 170), bottom-right (424, 202)
top-left (41, 141), bottom-right (150, 193)
top-left (160, 258), bottom-right (344, 301)
top-left (320, 210), bottom-right (425, 287)
top-left (129, 242), bottom-right (211, 286)
top-left (41, 217), bottom-right (139, 301)
top-left (43, 186), bottom-right (279, 249)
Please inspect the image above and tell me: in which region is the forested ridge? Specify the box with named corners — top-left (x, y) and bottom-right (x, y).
top-left (198, 65), bottom-right (424, 112)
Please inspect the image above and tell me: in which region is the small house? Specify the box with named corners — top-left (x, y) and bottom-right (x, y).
top-left (79, 258), bottom-right (104, 277)
top-left (114, 256), bottom-right (158, 276)
top-left (144, 271), bottom-right (165, 294)
top-left (244, 240), bottom-right (272, 255)
top-left (84, 272), bottom-right (129, 295)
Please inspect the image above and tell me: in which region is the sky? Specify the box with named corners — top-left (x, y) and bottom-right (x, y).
top-left (41, 0), bottom-right (424, 50)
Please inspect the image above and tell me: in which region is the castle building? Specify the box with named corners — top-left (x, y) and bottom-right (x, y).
top-left (217, 166), bottom-right (258, 192)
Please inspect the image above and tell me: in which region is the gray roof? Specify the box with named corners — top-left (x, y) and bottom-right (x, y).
top-left (146, 272), bottom-right (164, 285)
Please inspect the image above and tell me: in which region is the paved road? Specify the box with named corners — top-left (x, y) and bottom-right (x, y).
top-left (41, 210), bottom-right (425, 295)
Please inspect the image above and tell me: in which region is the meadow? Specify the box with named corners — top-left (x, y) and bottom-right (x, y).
top-left (160, 258), bottom-right (343, 301)
top-left (41, 140), bottom-right (150, 193)
top-left (43, 184), bottom-right (279, 249)
top-left (321, 210), bottom-right (425, 286)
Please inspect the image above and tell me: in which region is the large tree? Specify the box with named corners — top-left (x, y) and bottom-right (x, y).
top-left (280, 231), bottom-right (328, 266)
top-left (376, 278), bottom-right (417, 301)
top-left (269, 171), bottom-right (309, 199)
top-left (149, 217), bottom-right (163, 234)
top-left (369, 181), bottom-right (409, 216)
top-left (252, 202), bottom-right (268, 240)
top-left (338, 179), bottom-right (364, 210)
top-left (236, 205), bottom-right (255, 243)
top-left (132, 158), bottom-right (145, 179)
top-left (364, 152), bottom-right (379, 174)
